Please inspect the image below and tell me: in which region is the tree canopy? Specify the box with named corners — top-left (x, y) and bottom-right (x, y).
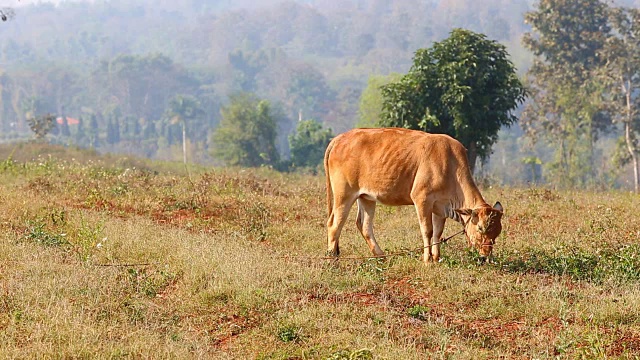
top-left (380, 28), bottom-right (526, 171)
top-left (211, 93), bottom-right (280, 167)
top-left (288, 119), bottom-right (333, 171)
top-left (521, 0), bottom-right (612, 187)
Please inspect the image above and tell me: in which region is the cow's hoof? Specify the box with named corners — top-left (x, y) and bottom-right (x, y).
top-left (326, 250), bottom-right (340, 258)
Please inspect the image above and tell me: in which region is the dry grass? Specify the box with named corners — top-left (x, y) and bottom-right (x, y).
top-left (1, 144), bottom-right (640, 359)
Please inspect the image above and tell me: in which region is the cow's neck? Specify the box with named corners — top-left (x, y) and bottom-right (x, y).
top-left (460, 170), bottom-right (488, 207)
top-left (446, 180), bottom-right (488, 224)
top-left (460, 184), bottom-right (487, 209)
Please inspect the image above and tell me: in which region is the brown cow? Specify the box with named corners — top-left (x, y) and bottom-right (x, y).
top-left (324, 128), bottom-right (503, 264)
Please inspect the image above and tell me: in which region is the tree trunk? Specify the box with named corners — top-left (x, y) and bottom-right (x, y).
top-left (182, 122), bottom-right (187, 165)
top-left (632, 153), bottom-right (639, 193)
top-left (625, 122), bottom-right (639, 192)
top-left (623, 81), bottom-right (639, 192)
top-left (467, 142), bottom-right (477, 174)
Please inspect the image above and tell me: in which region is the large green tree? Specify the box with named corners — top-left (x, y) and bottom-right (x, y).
top-left (521, 0), bottom-right (612, 187)
top-left (380, 28), bottom-right (526, 172)
top-left (212, 93), bottom-right (280, 167)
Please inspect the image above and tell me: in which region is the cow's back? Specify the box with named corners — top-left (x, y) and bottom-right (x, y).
top-left (325, 128), bottom-right (469, 206)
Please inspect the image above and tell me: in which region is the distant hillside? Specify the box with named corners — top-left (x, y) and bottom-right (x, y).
top-left (2, 0), bottom-right (638, 186)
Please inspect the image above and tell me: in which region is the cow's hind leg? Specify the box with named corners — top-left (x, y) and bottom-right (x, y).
top-left (356, 198), bottom-right (384, 256)
top-left (327, 194), bottom-right (356, 257)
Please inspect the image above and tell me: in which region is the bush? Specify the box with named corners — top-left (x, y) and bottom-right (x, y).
top-left (288, 119), bottom-right (333, 172)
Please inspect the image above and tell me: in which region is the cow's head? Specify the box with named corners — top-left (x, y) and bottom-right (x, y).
top-left (455, 202), bottom-right (503, 261)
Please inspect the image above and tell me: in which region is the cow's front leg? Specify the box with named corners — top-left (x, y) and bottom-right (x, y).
top-left (431, 214), bottom-right (446, 262)
top-left (414, 202), bottom-right (434, 265)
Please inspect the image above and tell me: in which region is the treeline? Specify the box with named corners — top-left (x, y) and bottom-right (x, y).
top-left (0, 0), bottom-right (534, 156)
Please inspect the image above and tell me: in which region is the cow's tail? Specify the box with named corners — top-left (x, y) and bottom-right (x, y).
top-left (324, 139), bottom-right (336, 217)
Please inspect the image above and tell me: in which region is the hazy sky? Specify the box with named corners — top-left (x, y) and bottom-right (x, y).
top-left (9, 0), bottom-right (66, 5)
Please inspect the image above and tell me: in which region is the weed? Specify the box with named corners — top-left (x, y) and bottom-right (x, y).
top-left (164, 198), bottom-right (200, 212)
top-left (23, 219), bottom-right (69, 247)
top-left (0, 294), bottom-right (24, 323)
top-left (324, 348), bottom-right (373, 360)
top-left (240, 200), bottom-right (270, 241)
top-left (122, 299), bottom-right (146, 324)
top-left (442, 247), bottom-right (487, 268)
top-left (110, 182), bottom-right (129, 196)
top-left (123, 267), bottom-right (178, 298)
top-left (497, 244), bottom-right (640, 284)
top-left (75, 217), bottom-right (105, 262)
top-left (407, 305), bottom-right (430, 321)
top-left (576, 327), bottom-right (608, 358)
top-left (356, 258), bottom-right (390, 281)
top-left (0, 155), bottom-right (17, 173)
top-left (276, 324), bottom-right (304, 343)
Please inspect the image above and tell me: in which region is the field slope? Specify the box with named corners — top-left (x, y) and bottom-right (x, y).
top-left (1, 144), bottom-right (640, 359)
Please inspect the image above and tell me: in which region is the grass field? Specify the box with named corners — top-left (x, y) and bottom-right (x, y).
top-left (1, 144), bottom-right (640, 359)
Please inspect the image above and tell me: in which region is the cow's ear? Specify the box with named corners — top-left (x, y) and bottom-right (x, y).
top-left (455, 208), bottom-right (474, 217)
top-left (493, 202), bottom-right (503, 212)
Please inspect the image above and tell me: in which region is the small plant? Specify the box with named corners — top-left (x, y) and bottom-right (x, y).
top-left (121, 299), bottom-right (146, 325)
top-left (240, 201), bottom-right (270, 241)
top-left (0, 155), bottom-right (17, 173)
top-left (407, 305), bottom-right (430, 321)
top-left (75, 217), bottom-right (105, 262)
top-left (27, 113), bottom-right (56, 140)
top-left (24, 219), bottom-right (69, 247)
top-left (110, 182), bottom-right (130, 196)
top-left (324, 348), bottom-right (373, 360)
top-left (356, 258), bottom-right (389, 281)
top-left (276, 324), bottom-right (304, 343)
top-left (124, 267), bottom-right (178, 298)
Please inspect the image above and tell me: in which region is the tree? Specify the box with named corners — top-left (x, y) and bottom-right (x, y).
top-left (27, 113), bottom-right (56, 140)
top-left (88, 113), bottom-right (99, 149)
top-left (521, 0), bottom-right (612, 187)
top-left (599, 7), bottom-right (640, 192)
top-left (284, 64), bottom-right (336, 125)
top-left (60, 116), bottom-right (71, 137)
top-left (356, 73), bottom-right (402, 128)
top-left (164, 94), bottom-right (205, 165)
top-left (75, 116), bottom-right (87, 146)
top-left (380, 28), bottom-right (526, 172)
top-left (288, 119), bottom-right (333, 170)
top-left (106, 117), bottom-right (120, 144)
top-left (23, 97), bottom-right (57, 140)
top-left (90, 54), bottom-right (200, 123)
top-left (228, 49), bottom-right (269, 92)
top-left (212, 93), bottom-right (280, 167)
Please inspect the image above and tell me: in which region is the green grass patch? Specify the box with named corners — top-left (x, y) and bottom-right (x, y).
top-left (497, 244), bottom-right (640, 283)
